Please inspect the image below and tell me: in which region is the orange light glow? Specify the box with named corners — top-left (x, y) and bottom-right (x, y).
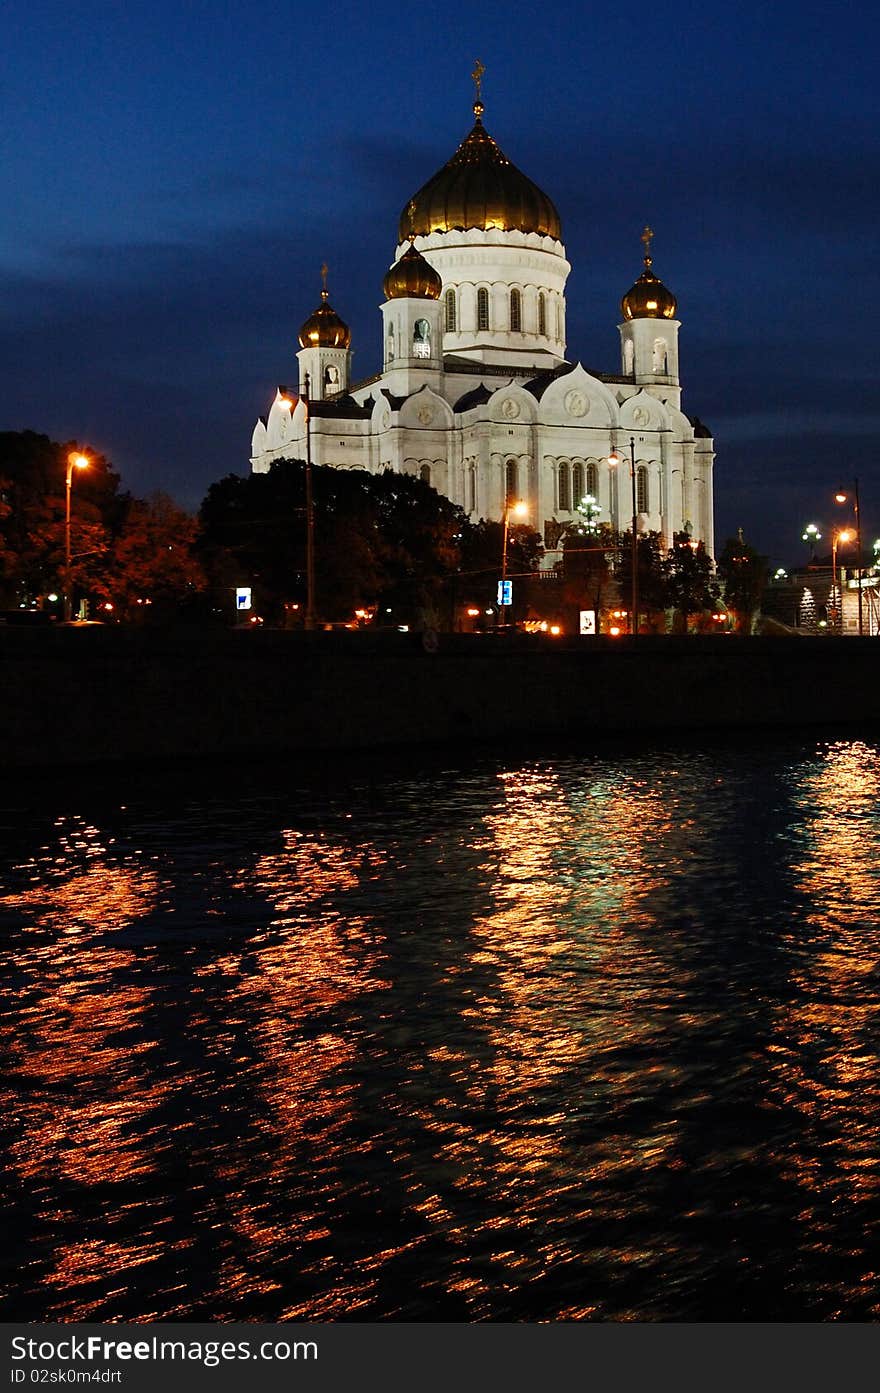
top-left (549, 624), bottom-right (561, 636)
top-left (609, 625), bottom-right (622, 636)
top-left (466, 607), bottom-right (480, 617)
top-left (68, 452), bottom-right (90, 470)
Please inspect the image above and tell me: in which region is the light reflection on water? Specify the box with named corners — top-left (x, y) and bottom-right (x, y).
top-left (2, 737), bottom-right (880, 1320)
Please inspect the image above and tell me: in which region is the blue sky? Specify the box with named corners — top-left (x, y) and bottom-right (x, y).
top-left (1, 0), bottom-right (878, 562)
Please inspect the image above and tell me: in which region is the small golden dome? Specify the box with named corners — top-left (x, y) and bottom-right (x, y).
top-left (400, 115), bottom-right (562, 241)
top-left (621, 226), bottom-right (677, 320)
top-left (383, 241), bottom-right (442, 300)
top-left (298, 273), bottom-right (351, 349)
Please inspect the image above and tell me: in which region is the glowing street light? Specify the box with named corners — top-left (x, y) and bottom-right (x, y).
top-left (831, 527), bottom-right (853, 633)
top-left (499, 498), bottom-right (527, 628)
top-left (65, 452), bottom-right (90, 622)
top-left (802, 522), bottom-right (821, 562)
top-left (608, 438), bottom-right (638, 636)
top-left (834, 480), bottom-right (864, 635)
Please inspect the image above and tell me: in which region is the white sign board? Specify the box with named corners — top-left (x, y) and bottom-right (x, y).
top-left (236, 587), bottom-right (252, 611)
top-left (579, 609), bottom-right (597, 635)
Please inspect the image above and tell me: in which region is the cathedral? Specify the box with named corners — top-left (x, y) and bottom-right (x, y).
top-left (250, 72), bottom-right (715, 561)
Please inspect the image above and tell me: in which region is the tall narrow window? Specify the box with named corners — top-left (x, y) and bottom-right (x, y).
top-left (558, 462), bottom-right (571, 511)
top-left (505, 459), bottom-right (518, 504)
top-left (419, 463), bottom-right (431, 485)
top-left (652, 338), bottom-right (668, 373)
top-left (468, 466), bottom-right (476, 514)
top-left (477, 287), bottom-right (489, 331)
top-left (586, 461), bottom-right (597, 495)
top-left (538, 292), bottom-right (546, 336)
top-left (413, 318), bottom-right (431, 358)
top-left (624, 340), bottom-right (634, 374)
top-left (510, 288), bottom-right (522, 332)
top-left (637, 466), bottom-right (649, 514)
top-left (386, 326), bottom-right (395, 364)
top-left (445, 289), bottom-right (456, 332)
top-left (555, 300), bottom-right (561, 341)
top-left (572, 462), bottom-right (585, 506)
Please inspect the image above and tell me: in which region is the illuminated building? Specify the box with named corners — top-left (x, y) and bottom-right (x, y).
top-left (250, 72), bottom-right (716, 560)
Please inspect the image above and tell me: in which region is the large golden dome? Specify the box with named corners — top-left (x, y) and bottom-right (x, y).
top-left (383, 241), bottom-right (442, 300)
top-left (399, 110), bottom-right (562, 241)
top-left (298, 274), bottom-right (351, 349)
top-left (621, 227), bottom-right (677, 320)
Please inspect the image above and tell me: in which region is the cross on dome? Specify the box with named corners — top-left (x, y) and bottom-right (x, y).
top-left (471, 58), bottom-right (485, 118)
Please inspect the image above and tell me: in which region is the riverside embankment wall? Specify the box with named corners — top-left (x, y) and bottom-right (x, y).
top-left (2, 628), bottom-right (879, 769)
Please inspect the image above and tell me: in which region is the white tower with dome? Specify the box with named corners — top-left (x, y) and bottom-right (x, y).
top-left (250, 66), bottom-right (715, 560)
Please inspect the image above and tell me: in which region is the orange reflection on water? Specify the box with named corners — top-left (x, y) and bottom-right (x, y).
top-left (3, 824), bottom-right (166, 1185)
top-left (770, 741), bottom-right (880, 1218)
top-left (194, 832), bottom-right (391, 1314)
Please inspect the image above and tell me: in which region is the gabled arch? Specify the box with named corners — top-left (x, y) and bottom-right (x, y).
top-left (486, 382), bottom-right (538, 424)
top-left (397, 384), bottom-right (455, 432)
top-left (618, 389), bottom-right (671, 434)
top-left (537, 363), bottom-right (617, 426)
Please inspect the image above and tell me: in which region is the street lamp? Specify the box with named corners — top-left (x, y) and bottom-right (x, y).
top-left (607, 437), bottom-right (638, 637)
top-left (64, 452), bottom-right (90, 622)
top-left (802, 523), bottom-right (822, 562)
top-left (501, 498), bottom-right (528, 623)
top-left (831, 527), bottom-right (853, 633)
top-left (281, 387), bottom-right (316, 630)
top-left (834, 481), bottom-right (863, 635)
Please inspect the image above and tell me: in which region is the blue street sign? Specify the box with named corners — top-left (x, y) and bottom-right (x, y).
top-left (497, 580), bottom-right (513, 607)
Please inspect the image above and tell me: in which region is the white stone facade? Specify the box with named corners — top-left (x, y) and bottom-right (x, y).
top-left (251, 151), bottom-right (715, 562)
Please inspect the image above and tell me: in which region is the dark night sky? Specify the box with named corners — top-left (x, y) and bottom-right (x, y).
top-left (2, 0), bottom-right (878, 565)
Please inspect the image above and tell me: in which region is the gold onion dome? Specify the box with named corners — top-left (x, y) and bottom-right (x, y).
top-left (621, 227), bottom-right (677, 320)
top-left (298, 272), bottom-right (351, 349)
top-left (399, 108), bottom-right (561, 241)
top-left (383, 240), bottom-right (443, 300)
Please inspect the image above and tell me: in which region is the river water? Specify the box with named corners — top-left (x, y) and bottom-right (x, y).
top-left (2, 735), bottom-right (880, 1322)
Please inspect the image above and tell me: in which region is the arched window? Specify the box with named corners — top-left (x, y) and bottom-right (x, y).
top-left (652, 338), bottom-right (668, 373)
top-left (538, 292), bottom-right (546, 336)
top-left (510, 288), bottom-right (522, 332)
top-left (413, 318), bottom-right (431, 358)
top-left (477, 287), bottom-right (490, 331)
top-left (572, 462), bottom-right (585, 506)
top-left (637, 466), bottom-right (649, 513)
top-left (445, 289), bottom-right (456, 332)
top-left (505, 459), bottom-right (518, 504)
top-left (555, 299), bottom-right (561, 341)
top-left (468, 466), bottom-right (476, 514)
top-left (586, 461), bottom-right (598, 495)
top-left (419, 463), bottom-right (431, 485)
top-left (624, 340), bottom-right (634, 375)
top-left (324, 364), bottom-right (339, 390)
top-left (558, 462), bottom-right (571, 511)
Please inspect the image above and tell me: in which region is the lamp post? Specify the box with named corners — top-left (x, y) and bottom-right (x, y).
top-left (64, 452), bottom-right (90, 622)
top-left (802, 523), bottom-right (822, 563)
top-left (831, 527), bottom-right (853, 633)
top-left (501, 498), bottom-right (527, 626)
top-left (608, 437), bottom-right (638, 637)
top-left (284, 380), bottom-right (317, 630)
top-left (835, 481), bottom-right (863, 636)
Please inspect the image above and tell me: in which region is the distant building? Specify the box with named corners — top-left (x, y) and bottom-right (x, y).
top-left (763, 564), bottom-right (880, 634)
top-left (251, 77), bottom-right (716, 561)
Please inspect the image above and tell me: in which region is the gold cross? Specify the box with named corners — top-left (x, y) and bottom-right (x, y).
top-left (407, 199), bottom-right (417, 239)
top-left (471, 58), bottom-right (485, 101)
top-left (641, 225), bottom-right (654, 263)
top-left (320, 261), bottom-right (328, 295)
